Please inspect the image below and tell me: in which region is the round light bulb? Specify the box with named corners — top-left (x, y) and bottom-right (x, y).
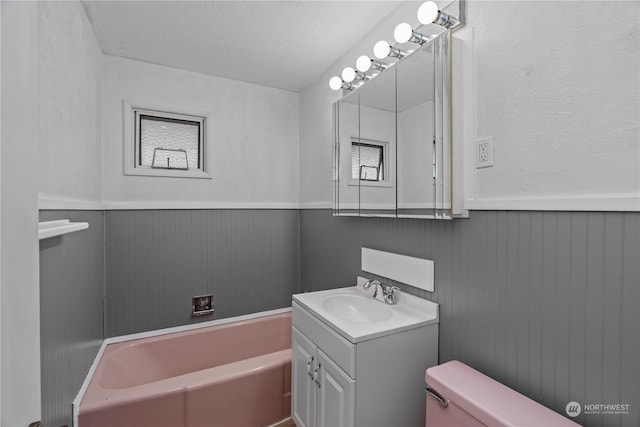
top-left (417, 1), bottom-right (439, 24)
top-left (341, 67), bottom-right (356, 83)
top-left (394, 23), bottom-right (414, 44)
top-left (329, 76), bottom-right (343, 91)
top-left (373, 40), bottom-right (391, 59)
top-left (356, 55), bottom-right (372, 73)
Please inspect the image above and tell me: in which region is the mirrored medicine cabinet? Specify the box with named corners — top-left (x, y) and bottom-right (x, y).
top-left (332, 8), bottom-right (465, 220)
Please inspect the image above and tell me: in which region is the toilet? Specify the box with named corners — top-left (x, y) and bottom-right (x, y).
top-left (425, 361), bottom-right (580, 426)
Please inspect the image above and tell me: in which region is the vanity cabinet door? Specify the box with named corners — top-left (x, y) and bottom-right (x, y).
top-left (292, 327), bottom-right (317, 427)
top-left (317, 349), bottom-right (355, 427)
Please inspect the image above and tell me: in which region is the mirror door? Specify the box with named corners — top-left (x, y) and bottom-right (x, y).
top-left (395, 32), bottom-right (451, 218)
top-left (356, 67), bottom-right (396, 217)
top-left (333, 32), bottom-right (452, 219)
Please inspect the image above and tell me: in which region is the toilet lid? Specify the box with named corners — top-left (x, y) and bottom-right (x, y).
top-left (425, 361), bottom-right (579, 427)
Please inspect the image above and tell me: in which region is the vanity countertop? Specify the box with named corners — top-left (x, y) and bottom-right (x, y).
top-left (292, 280), bottom-right (438, 343)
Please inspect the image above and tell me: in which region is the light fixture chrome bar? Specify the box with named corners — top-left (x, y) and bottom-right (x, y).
top-left (329, 75), bottom-right (354, 91)
top-left (409, 31), bottom-right (432, 45)
top-left (394, 23), bottom-right (434, 46)
top-left (417, 1), bottom-right (460, 29)
top-left (374, 40), bottom-right (408, 60)
top-left (328, 0), bottom-right (465, 93)
top-left (356, 55), bottom-right (389, 73)
top-left (435, 12), bottom-right (459, 28)
top-left (389, 46), bottom-right (408, 59)
top-left (354, 70), bottom-right (370, 81)
top-left (342, 66), bottom-right (370, 84)
top-left (370, 60), bottom-right (388, 71)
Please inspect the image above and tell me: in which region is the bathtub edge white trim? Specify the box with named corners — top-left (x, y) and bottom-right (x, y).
top-left (104, 306), bottom-right (292, 346)
top-left (73, 339), bottom-right (108, 427)
top-left (266, 417), bottom-right (295, 427)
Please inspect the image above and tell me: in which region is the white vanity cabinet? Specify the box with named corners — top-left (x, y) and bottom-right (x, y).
top-left (292, 327), bottom-right (355, 427)
top-left (292, 295), bottom-right (439, 427)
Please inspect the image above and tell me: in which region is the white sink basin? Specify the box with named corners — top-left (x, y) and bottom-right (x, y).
top-left (321, 294), bottom-right (393, 323)
top-left (292, 279), bottom-right (439, 343)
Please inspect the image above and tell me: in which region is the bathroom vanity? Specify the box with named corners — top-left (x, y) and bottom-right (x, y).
top-left (291, 281), bottom-right (439, 427)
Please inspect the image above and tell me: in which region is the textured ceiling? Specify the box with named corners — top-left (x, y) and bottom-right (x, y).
top-left (81, 1), bottom-right (403, 92)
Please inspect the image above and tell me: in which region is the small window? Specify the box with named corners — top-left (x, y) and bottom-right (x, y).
top-left (135, 109), bottom-right (204, 172)
top-left (124, 103), bottom-right (210, 179)
top-left (352, 140), bottom-right (385, 182)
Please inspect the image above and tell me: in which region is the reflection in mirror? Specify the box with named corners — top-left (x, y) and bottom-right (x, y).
top-left (334, 89), bottom-right (360, 215)
top-left (333, 14), bottom-right (458, 219)
top-left (334, 68), bottom-right (397, 217)
top-left (396, 33), bottom-right (450, 218)
top-left (356, 68), bottom-right (396, 217)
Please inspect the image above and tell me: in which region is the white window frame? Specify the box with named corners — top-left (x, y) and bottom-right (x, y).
top-left (123, 100), bottom-right (212, 179)
top-left (348, 137), bottom-right (392, 188)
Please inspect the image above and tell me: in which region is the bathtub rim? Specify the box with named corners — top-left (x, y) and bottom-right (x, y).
top-left (73, 306), bottom-right (292, 427)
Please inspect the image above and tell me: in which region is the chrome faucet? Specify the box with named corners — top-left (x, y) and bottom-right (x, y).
top-left (363, 279), bottom-right (400, 305)
top-left (363, 279), bottom-right (382, 297)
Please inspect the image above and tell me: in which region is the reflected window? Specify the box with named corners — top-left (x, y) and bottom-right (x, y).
top-left (351, 140), bottom-right (385, 181)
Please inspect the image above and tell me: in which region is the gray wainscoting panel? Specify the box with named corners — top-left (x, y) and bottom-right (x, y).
top-left (105, 209), bottom-right (300, 337)
top-left (299, 210), bottom-right (639, 427)
top-left (39, 210), bottom-right (105, 427)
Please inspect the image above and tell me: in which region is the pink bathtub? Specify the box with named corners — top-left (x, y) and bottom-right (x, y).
top-left (78, 311), bottom-right (292, 427)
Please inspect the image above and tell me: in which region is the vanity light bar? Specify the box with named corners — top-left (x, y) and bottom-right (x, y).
top-left (329, 0), bottom-right (462, 92)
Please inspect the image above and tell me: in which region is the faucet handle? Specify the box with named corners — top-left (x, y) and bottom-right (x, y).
top-left (382, 285), bottom-right (400, 304)
top-left (380, 284), bottom-right (399, 294)
top-left (384, 292), bottom-right (397, 305)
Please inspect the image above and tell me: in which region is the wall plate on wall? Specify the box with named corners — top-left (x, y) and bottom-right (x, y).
top-left (475, 136), bottom-right (494, 169)
top-left (192, 294), bottom-right (214, 316)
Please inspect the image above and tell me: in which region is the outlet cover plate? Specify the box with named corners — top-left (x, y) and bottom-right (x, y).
top-left (476, 137), bottom-right (494, 168)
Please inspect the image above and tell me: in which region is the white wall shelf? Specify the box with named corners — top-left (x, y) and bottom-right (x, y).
top-left (38, 220), bottom-right (89, 240)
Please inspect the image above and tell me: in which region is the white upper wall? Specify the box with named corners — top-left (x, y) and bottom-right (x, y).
top-left (101, 56), bottom-right (300, 208)
top-left (31, 0), bottom-right (640, 211)
top-left (299, 0), bottom-right (640, 211)
top-left (468, 0), bottom-right (639, 209)
top-left (38, 1), bottom-right (102, 207)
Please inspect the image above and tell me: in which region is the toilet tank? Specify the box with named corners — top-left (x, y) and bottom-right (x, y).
top-left (425, 361), bottom-right (580, 427)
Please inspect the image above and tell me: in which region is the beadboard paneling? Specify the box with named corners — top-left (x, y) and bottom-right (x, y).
top-left (39, 210), bottom-right (105, 427)
top-left (105, 209), bottom-right (300, 337)
top-left (299, 209), bottom-right (640, 427)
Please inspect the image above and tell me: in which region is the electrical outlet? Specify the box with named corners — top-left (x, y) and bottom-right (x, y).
top-left (476, 137), bottom-right (494, 168)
